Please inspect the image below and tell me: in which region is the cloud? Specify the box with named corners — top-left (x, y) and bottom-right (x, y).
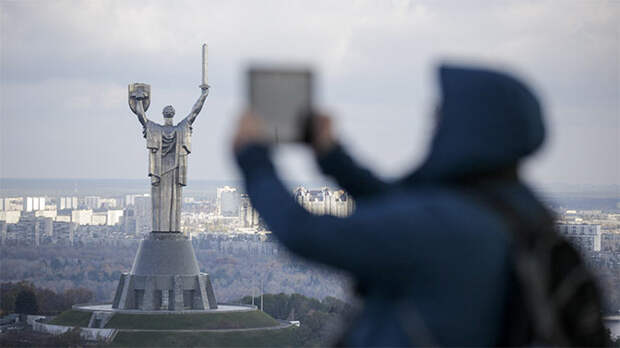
top-left (1, 0), bottom-right (618, 186)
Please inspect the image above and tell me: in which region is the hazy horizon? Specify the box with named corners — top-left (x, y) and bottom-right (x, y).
top-left (1, 1), bottom-right (618, 186)
top-left (1, 178), bottom-right (619, 200)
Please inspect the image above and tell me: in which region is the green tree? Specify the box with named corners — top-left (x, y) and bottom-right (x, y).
top-left (14, 289), bottom-right (38, 314)
top-left (1, 281), bottom-right (35, 314)
top-left (36, 288), bottom-right (61, 315)
top-left (239, 293), bottom-right (351, 347)
top-left (62, 288), bottom-right (93, 308)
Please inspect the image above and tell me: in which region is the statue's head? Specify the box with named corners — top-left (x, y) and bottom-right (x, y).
top-left (163, 105), bottom-right (175, 118)
top-left (163, 105), bottom-right (175, 125)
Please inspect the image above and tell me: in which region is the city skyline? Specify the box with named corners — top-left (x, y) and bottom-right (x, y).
top-left (1, 1), bottom-right (618, 186)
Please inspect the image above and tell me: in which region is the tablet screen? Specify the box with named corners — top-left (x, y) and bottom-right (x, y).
top-left (249, 68), bottom-right (313, 143)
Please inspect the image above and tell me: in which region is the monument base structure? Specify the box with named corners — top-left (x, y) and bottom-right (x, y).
top-left (112, 233), bottom-right (217, 311)
top-left (42, 304), bottom-right (295, 345)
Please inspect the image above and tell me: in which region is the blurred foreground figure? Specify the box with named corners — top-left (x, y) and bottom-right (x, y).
top-left (233, 65), bottom-right (608, 346)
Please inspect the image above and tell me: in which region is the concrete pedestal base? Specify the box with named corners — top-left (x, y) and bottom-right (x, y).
top-left (112, 233), bottom-right (217, 311)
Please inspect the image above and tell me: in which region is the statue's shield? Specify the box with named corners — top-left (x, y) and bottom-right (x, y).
top-left (128, 83), bottom-right (151, 114)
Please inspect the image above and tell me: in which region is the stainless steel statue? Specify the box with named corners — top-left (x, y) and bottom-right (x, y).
top-left (113, 45), bottom-right (217, 311)
top-left (128, 47), bottom-right (209, 233)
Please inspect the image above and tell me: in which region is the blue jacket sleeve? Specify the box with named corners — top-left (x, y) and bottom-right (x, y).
top-left (235, 144), bottom-right (418, 277)
top-left (317, 144), bottom-right (394, 199)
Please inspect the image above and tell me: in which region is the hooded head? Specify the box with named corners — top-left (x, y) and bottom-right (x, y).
top-left (411, 65), bottom-right (545, 183)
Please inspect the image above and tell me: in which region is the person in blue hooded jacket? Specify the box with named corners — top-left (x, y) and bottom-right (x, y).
top-left (232, 65), bottom-right (550, 346)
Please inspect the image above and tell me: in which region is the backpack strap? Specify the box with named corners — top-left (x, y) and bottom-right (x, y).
top-left (458, 182), bottom-right (573, 346)
top-left (474, 184), bottom-right (610, 347)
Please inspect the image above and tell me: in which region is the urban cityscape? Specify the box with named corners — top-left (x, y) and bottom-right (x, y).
top-left (2, 183), bottom-right (617, 344)
top-left (1, 185), bottom-right (618, 304)
top-left (0, 185), bottom-right (356, 248)
top-left (0, 183), bottom-right (357, 298)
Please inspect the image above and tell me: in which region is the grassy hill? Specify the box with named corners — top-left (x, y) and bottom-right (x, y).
top-left (48, 310), bottom-right (92, 327)
top-left (47, 308), bottom-right (280, 330)
top-left (46, 308), bottom-right (297, 347)
top-left (111, 326), bottom-right (298, 347)
top-left (104, 310), bottom-right (280, 330)
top-left (43, 294), bottom-right (351, 347)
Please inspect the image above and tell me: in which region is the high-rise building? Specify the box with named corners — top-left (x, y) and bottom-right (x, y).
top-left (125, 194), bottom-right (137, 207)
top-left (240, 194), bottom-right (260, 228)
top-left (330, 189), bottom-right (354, 217)
top-left (125, 194), bottom-right (149, 207)
top-left (1, 197), bottom-right (23, 211)
top-left (58, 196), bottom-right (78, 210)
top-left (24, 197), bottom-right (46, 212)
top-left (84, 196), bottom-right (101, 209)
top-left (216, 186), bottom-right (240, 217)
top-left (0, 221), bottom-right (7, 246)
top-left (33, 218), bottom-right (40, 247)
top-left (51, 221), bottom-right (74, 246)
top-left (100, 198), bottom-right (118, 209)
top-left (12, 216), bottom-right (51, 247)
top-left (107, 210), bottom-right (124, 226)
top-left (134, 195), bottom-right (152, 235)
top-left (44, 217), bottom-right (53, 237)
top-left (294, 186), bottom-right (354, 217)
top-left (601, 232), bottom-right (620, 253)
top-left (69, 222), bottom-right (75, 246)
top-left (557, 223), bottom-right (602, 252)
top-left (39, 217), bottom-right (53, 237)
top-left (122, 209), bottom-right (136, 235)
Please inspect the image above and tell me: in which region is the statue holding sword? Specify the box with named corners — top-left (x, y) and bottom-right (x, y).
top-left (128, 44), bottom-right (210, 233)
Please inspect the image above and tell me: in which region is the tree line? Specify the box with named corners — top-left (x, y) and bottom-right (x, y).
top-left (239, 292), bottom-right (354, 347)
top-left (1, 281), bottom-right (93, 316)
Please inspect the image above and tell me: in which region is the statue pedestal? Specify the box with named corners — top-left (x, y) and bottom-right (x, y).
top-left (112, 233), bottom-right (217, 311)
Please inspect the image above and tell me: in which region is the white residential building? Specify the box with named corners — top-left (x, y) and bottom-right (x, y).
top-left (294, 187), bottom-right (354, 217)
top-left (1, 197), bottom-right (23, 211)
top-left (134, 195), bottom-right (152, 234)
top-left (58, 196), bottom-right (78, 210)
top-left (217, 186), bottom-right (240, 217)
top-left (24, 197), bottom-right (46, 212)
top-left (72, 209), bottom-right (93, 225)
top-left (107, 210), bottom-right (124, 226)
top-left (0, 211), bottom-right (21, 224)
top-left (84, 196), bottom-right (101, 209)
top-left (240, 194), bottom-right (260, 228)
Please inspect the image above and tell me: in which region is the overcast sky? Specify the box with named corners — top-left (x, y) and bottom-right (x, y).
top-left (1, 0), bottom-right (618, 187)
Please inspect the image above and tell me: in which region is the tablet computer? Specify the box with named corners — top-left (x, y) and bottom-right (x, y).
top-left (248, 67), bottom-right (314, 143)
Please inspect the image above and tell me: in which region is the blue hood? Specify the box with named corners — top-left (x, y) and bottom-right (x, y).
top-left (411, 65), bottom-right (545, 182)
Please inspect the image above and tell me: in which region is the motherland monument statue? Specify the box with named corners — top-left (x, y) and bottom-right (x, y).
top-left (112, 45), bottom-right (217, 311)
top-left (128, 55), bottom-right (209, 232)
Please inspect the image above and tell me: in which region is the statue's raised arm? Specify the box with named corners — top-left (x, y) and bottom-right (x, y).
top-left (184, 84), bottom-right (210, 125)
top-left (133, 98), bottom-right (148, 127)
top-left (128, 83), bottom-right (150, 127)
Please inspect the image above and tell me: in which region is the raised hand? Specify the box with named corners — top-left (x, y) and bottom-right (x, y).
top-left (310, 114), bottom-right (337, 155)
top-left (199, 84), bottom-right (210, 95)
top-left (232, 110), bottom-right (268, 151)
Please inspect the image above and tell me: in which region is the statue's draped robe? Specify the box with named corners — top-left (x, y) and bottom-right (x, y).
top-left (144, 118), bottom-right (192, 232)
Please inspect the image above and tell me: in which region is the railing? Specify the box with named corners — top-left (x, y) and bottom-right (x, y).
top-left (32, 320), bottom-right (118, 342)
